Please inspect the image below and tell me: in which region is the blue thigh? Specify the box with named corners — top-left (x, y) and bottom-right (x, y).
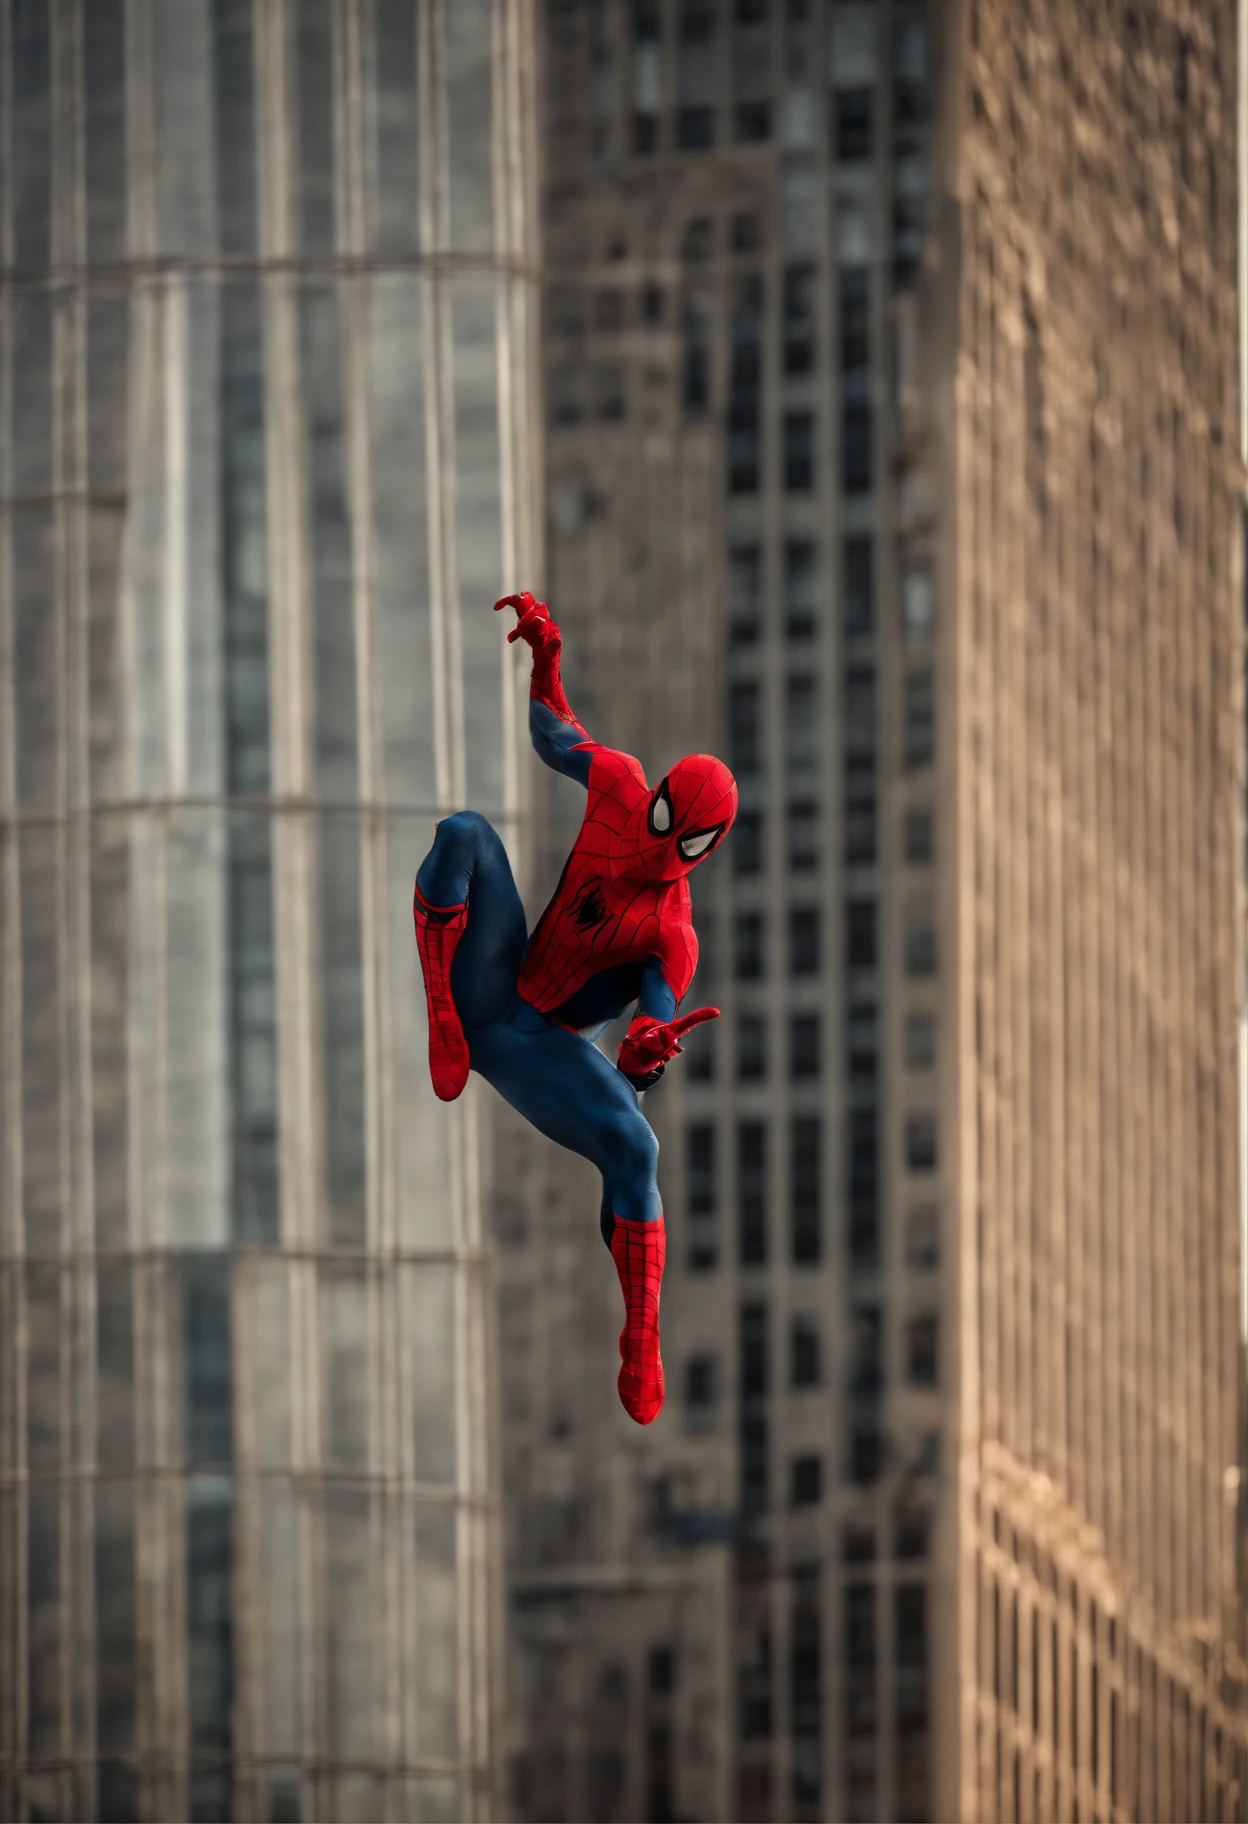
top-left (470, 998), bottom-right (661, 1229)
top-left (416, 811), bottom-right (528, 1032)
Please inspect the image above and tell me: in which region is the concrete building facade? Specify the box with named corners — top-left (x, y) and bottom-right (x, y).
top-left (503, 2), bottom-right (1248, 1821)
top-left (0, 2), bottom-right (539, 1818)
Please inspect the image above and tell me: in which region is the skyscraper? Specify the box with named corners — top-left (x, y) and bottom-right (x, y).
top-left (507, 2), bottom-right (1248, 1820)
top-left (0, 3), bottom-right (539, 1818)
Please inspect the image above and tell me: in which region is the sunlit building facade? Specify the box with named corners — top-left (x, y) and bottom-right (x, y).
top-left (513, 2), bottom-right (1248, 1822)
top-left (0, 1), bottom-right (539, 1818)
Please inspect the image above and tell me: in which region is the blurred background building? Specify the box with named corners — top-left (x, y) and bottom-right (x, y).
top-left (503, 2), bottom-right (1248, 1822)
top-left (0, 2), bottom-right (539, 1820)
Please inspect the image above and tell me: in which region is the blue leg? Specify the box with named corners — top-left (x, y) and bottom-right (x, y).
top-left (416, 811), bottom-right (528, 1032)
top-left (470, 999), bottom-right (662, 1237)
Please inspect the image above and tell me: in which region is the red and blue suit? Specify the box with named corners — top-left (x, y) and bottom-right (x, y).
top-left (412, 592), bottom-right (737, 1425)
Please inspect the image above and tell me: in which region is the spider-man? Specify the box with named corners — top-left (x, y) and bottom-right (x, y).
top-left (413, 591), bottom-right (737, 1425)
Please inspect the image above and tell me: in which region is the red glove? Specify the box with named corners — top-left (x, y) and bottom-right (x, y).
top-left (617, 1007), bottom-right (720, 1089)
top-left (495, 592), bottom-right (573, 721)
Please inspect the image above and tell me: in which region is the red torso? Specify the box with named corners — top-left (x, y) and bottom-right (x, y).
top-left (517, 748), bottom-right (697, 1019)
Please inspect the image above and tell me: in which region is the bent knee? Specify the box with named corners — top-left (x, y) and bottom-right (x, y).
top-left (602, 1110), bottom-right (660, 1181)
top-left (438, 808), bottom-right (494, 845)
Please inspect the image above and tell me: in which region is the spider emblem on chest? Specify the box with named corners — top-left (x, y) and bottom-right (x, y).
top-left (569, 878), bottom-right (608, 933)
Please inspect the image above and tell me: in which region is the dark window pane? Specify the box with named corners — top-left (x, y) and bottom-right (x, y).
top-left (789, 800), bottom-right (819, 871)
top-left (183, 1258), bottom-right (232, 1467)
top-left (850, 1305), bottom-right (882, 1396)
top-left (906, 1205), bottom-right (939, 1269)
top-left (787, 675), bottom-right (818, 772)
top-left (850, 1417), bottom-right (883, 1485)
top-left (790, 907), bottom-right (819, 976)
top-left (642, 281), bottom-right (664, 324)
top-left (791, 1315), bottom-right (820, 1386)
top-left (730, 544), bottom-right (763, 643)
top-left (730, 681), bottom-right (762, 774)
top-left (835, 86), bottom-right (873, 159)
top-left (906, 921), bottom-right (936, 977)
top-left (594, 287), bottom-right (626, 332)
top-left (735, 99), bottom-right (771, 140)
top-left (844, 535), bottom-right (874, 635)
top-left (685, 307), bottom-right (711, 413)
top-left (735, 911), bottom-right (765, 980)
top-left (844, 664), bottom-right (876, 756)
top-left (846, 899), bottom-right (876, 969)
top-left (739, 1121), bottom-right (768, 1261)
top-left (906, 1314), bottom-right (938, 1387)
top-left (785, 540), bottom-right (817, 638)
top-left (783, 264), bottom-right (817, 375)
top-left (847, 1002), bottom-right (877, 1083)
top-left (845, 1583), bottom-right (876, 1737)
top-left (791, 1455), bottom-right (822, 1506)
top-left (840, 268), bottom-right (870, 371)
top-left (895, 1504), bottom-right (930, 1560)
top-left (790, 1013), bottom-right (820, 1080)
top-left (843, 1524), bottom-right (875, 1564)
top-left (906, 1114), bottom-right (937, 1172)
top-left (685, 1352), bottom-right (719, 1407)
top-left (791, 1116), bottom-right (820, 1263)
top-left (595, 362), bottom-right (626, 419)
top-left (686, 1122), bottom-right (717, 1267)
top-left (733, 209), bottom-right (762, 252)
top-left (848, 1110), bottom-right (878, 1270)
top-left (845, 769), bottom-right (876, 865)
top-left (737, 1014), bottom-right (766, 1081)
top-left (905, 806), bottom-right (934, 862)
top-left (734, 810), bottom-right (764, 874)
top-left (633, 112), bottom-right (658, 152)
top-left (842, 400), bottom-right (872, 493)
top-left (905, 668), bottom-right (935, 765)
top-left (679, 106), bottom-right (715, 146)
top-left (784, 411), bottom-right (815, 490)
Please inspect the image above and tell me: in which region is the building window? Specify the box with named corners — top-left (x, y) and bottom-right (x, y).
top-left (906, 1114), bottom-right (937, 1172)
top-left (784, 412), bottom-right (814, 491)
top-left (848, 1109), bottom-right (878, 1269)
top-left (904, 667), bottom-right (935, 765)
top-left (844, 534), bottom-right (874, 636)
top-left (791, 1315), bottom-right (820, 1387)
top-left (789, 800), bottom-right (818, 872)
top-left (735, 911), bottom-right (765, 980)
top-left (839, 267), bottom-right (869, 371)
top-left (686, 1122), bottom-right (717, 1269)
top-left (685, 1017), bottom-right (715, 1081)
top-left (905, 919), bottom-right (936, 977)
top-left (549, 363), bottom-right (583, 427)
top-left (842, 400), bottom-right (872, 493)
top-left (683, 215), bottom-right (714, 261)
top-left (594, 363), bottom-right (625, 419)
top-left (729, 405), bottom-right (761, 493)
top-left (642, 281), bottom-right (664, 325)
top-left (730, 543), bottom-right (762, 645)
top-left (849, 1304), bottom-right (882, 1397)
top-left (791, 1564), bottom-right (822, 1805)
top-left (906, 1314), bottom-right (938, 1387)
top-left (737, 1015), bottom-right (766, 1081)
top-left (791, 1116), bottom-right (820, 1263)
top-left (728, 274), bottom-right (763, 492)
top-left (789, 907), bottom-right (819, 976)
top-left (791, 1455), bottom-right (822, 1507)
top-left (633, 0), bottom-right (661, 152)
top-left (846, 899), bottom-right (876, 969)
top-left (733, 209), bottom-right (762, 252)
top-left (684, 307), bottom-right (711, 413)
top-left (594, 287), bottom-right (626, 333)
top-left (739, 1121), bottom-right (768, 1263)
top-left (843, 1524), bottom-right (875, 1564)
top-left (896, 1583), bottom-right (928, 1712)
top-left (787, 675), bottom-right (818, 771)
top-left (849, 1418), bottom-right (883, 1485)
top-left (785, 539), bottom-right (816, 638)
top-left (845, 765), bottom-right (876, 865)
top-left (905, 1205), bottom-right (939, 1270)
top-left (729, 680), bottom-right (762, 774)
top-left (905, 1013), bottom-right (935, 1069)
top-left (834, 87), bottom-right (873, 159)
top-left (734, 810), bottom-right (763, 875)
top-left (844, 663), bottom-right (875, 758)
top-left (678, 0), bottom-right (716, 148)
top-left (783, 263), bottom-right (816, 375)
top-left (905, 806), bottom-right (934, 862)
top-left (740, 1302), bottom-right (769, 1516)
top-left (903, 568), bottom-right (935, 642)
top-left (895, 1504), bottom-right (929, 1560)
top-left (847, 1001), bottom-right (877, 1083)
top-left (845, 1583), bottom-right (877, 1742)
top-left (790, 1014), bottom-right (820, 1080)
top-left (684, 1352), bottom-right (720, 1424)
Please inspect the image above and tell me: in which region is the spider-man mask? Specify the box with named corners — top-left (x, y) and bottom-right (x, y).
top-left (641, 754), bottom-right (738, 882)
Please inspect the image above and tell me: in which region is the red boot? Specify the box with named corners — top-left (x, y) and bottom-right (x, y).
top-left (610, 1214), bottom-right (666, 1424)
top-left (413, 882), bottom-right (471, 1101)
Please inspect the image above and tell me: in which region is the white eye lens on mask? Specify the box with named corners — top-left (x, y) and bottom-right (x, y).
top-left (678, 827), bottom-right (721, 861)
top-left (650, 786), bottom-right (673, 834)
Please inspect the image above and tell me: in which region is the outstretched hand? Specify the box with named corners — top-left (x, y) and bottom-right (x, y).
top-left (495, 591), bottom-right (560, 654)
top-left (618, 1006), bottom-right (720, 1080)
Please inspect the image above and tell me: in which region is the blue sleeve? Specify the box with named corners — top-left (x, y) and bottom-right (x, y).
top-left (638, 959), bottom-right (677, 1023)
top-left (530, 699), bottom-right (593, 787)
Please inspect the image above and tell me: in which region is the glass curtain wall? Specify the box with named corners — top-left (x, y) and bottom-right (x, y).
top-left (0, 1), bottom-right (540, 1818)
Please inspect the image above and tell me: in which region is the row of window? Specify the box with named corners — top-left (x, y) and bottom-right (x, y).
top-left (727, 401), bottom-right (872, 494)
top-left (728, 672), bottom-right (935, 775)
top-left (687, 1312), bottom-right (937, 1415)
top-left (685, 1114), bottom-right (938, 1271)
top-left (729, 908), bottom-right (937, 985)
top-left (729, 535), bottom-right (874, 644)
